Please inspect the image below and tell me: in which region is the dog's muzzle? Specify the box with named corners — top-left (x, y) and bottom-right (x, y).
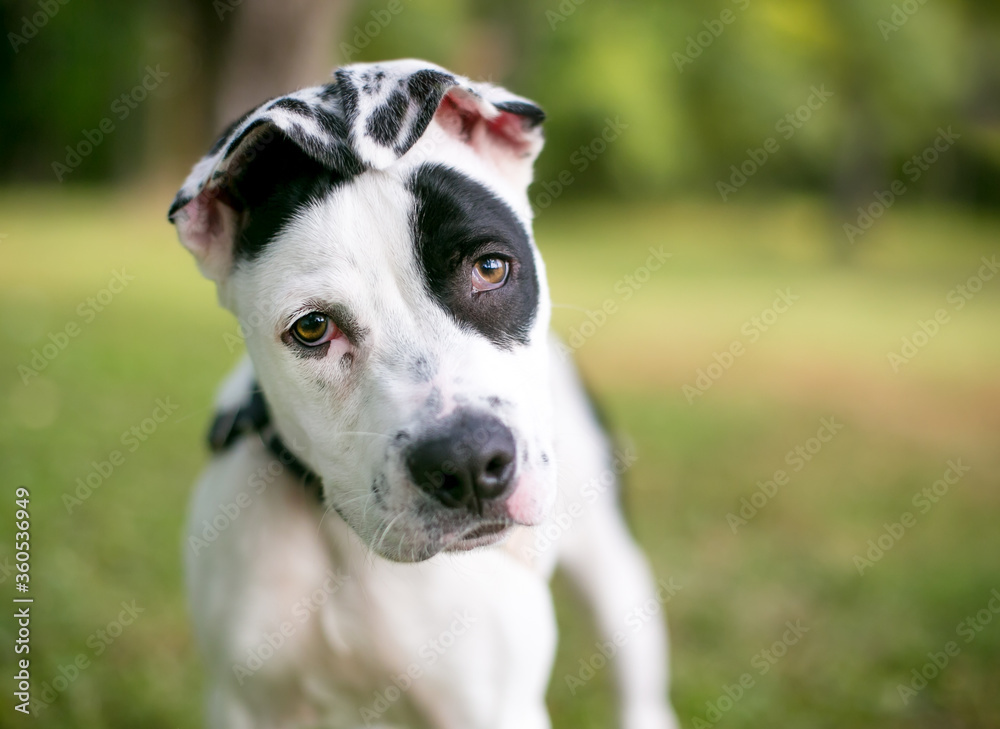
top-left (406, 410), bottom-right (517, 516)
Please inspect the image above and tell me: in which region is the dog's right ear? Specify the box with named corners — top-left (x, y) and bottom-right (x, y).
top-left (167, 90), bottom-right (362, 282)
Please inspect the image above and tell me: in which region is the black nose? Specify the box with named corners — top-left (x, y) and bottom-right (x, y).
top-left (406, 411), bottom-right (517, 513)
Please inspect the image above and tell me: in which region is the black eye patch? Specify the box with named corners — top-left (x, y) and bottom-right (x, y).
top-left (409, 164), bottom-right (539, 348)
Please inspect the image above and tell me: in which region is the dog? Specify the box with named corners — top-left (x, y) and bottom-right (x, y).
top-left (169, 59), bottom-right (678, 729)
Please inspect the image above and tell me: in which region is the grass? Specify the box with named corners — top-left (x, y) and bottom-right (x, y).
top-left (1, 187), bottom-right (998, 728)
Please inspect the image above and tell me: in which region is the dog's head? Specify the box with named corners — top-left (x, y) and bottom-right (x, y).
top-left (169, 60), bottom-right (555, 561)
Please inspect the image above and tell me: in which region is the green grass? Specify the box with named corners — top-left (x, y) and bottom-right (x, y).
top-left (1, 188), bottom-right (998, 728)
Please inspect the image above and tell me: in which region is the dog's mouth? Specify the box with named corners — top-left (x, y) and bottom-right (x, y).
top-left (444, 521), bottom-right (511, 552)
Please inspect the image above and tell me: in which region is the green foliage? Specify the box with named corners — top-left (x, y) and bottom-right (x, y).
top-left (2, 0), bottom-right (998, 204)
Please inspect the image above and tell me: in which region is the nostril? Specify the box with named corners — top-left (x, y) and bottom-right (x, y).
top-left (485, 455), bottom-right (510, 479)
top-left (475, 448), bottom-right (515, 501)
top-left (436, 472), bottom-right (467, 506)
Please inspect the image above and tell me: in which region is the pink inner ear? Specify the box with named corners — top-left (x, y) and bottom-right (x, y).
top-left (486, 112), bottom-right (532, 149)
top-left (435, 90), bottom-right (534, 157)
top-left (174, 186), bottom-right (239, 281)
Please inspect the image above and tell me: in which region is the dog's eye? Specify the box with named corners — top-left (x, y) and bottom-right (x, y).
top-left (290, 312), bottom-right (338, 346)
top-left (471, 257), bottom-right (509, 292)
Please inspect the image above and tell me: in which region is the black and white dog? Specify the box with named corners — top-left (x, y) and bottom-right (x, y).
top-left (170, 59), bottom-right (677, 729)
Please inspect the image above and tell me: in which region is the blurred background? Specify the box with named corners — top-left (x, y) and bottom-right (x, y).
top-left (2, 0), bottom-right (999, 727)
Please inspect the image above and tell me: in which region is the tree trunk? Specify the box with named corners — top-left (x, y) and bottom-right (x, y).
top-left (213, 0), bottom-right (355, 130)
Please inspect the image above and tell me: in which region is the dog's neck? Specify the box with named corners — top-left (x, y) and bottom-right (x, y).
top-left (208, 383), bottom-right (323, 499)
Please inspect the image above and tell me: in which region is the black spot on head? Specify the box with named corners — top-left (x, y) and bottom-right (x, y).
top-left (410, 355), bottom-right (434, 383)
top-left (334, 70), bottom-right (361, 127)
top-left (271, 97), bottom-right (315, 119)
top-left (397, 70), bottom-right (454, 154)
top-left (222, 131), bottom-right (346, 262)
top-left (409, 164), bottom-right (539, 348)
top-left (366, 90), bottom-right (409, 147)
top-left (361, 69), bottom-right (387, 95)
top-left (407, 70), bottom-right (454, 100)
top-left (319, 82), bottom-right (340, 103)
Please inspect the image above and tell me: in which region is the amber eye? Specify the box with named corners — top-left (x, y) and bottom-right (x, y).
top-left (291, 312), bottom-right (336, 346)
top-left (471, 256), bottom-right (509, 292)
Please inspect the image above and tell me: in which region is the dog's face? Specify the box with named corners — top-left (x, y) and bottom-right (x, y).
top-left (170, 61), bottom-right (556, 561)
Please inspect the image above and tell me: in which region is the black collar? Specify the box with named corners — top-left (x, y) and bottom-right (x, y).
top-left (207, 384), bottom-right (323, 500)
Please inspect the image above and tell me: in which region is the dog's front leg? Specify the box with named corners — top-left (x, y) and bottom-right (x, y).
top-left (555, 487), bottom-right (680, 729)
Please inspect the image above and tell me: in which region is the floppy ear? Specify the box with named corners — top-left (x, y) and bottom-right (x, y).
top-left (167, 84), bottom-right (364, 282)
top-left (168, 59), bottom-right (545, 281)
top-left (335, 59), bottom-right (545, 190)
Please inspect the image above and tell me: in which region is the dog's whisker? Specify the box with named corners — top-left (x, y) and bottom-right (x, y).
top-left (316, 490), bottom-right (373, 533)
top-left (359, 492), bottom-right (377, 524)
top-left (374, 512), bottom-right (405, 559)
top-left (316, 504), bottom-right (337, 531)
top-left (335, 430), bottom-right (392, 440)
top-left (334, 492), bottom-right (372, 509)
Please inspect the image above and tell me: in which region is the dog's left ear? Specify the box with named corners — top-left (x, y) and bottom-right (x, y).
top-left (334, 60), bottom-right (545, 191)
